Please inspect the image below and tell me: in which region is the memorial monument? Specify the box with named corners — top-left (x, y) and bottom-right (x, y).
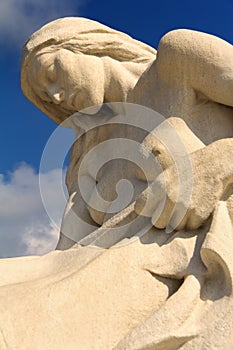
top-left (0, 17), bottom-right (233, 349)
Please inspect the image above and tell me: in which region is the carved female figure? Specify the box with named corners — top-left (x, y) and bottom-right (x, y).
top-left (21, 17), bottom-right (233, 240)
top-left (0, 17), bottom-right (233, 349)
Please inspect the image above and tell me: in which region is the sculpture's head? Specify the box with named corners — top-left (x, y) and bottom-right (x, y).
top-left (21, 17), bottom-right (156, 124)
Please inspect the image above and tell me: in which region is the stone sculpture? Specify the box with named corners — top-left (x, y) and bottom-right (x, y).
top-left (0, 17), bottom-right (233, 349)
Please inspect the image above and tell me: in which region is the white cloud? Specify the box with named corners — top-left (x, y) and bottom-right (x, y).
top-left (0, 163), bottom-right (67, 258)
top-left (0, 0), bottom-right (83, 48)
top-left (22, 221), bottom-right (60, 256)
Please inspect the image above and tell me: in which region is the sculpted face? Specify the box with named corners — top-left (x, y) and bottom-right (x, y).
top-left (30, 48), bottom-right (105, 112)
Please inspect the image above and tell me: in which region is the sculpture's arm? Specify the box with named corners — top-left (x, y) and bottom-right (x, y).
top-left (156, 29), bottom-right (233, 108)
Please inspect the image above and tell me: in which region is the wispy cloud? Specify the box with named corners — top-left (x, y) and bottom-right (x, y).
top-left (0, 163), bottom-right (67, 258)
top-left (0, 0), bottom-right (83, 49)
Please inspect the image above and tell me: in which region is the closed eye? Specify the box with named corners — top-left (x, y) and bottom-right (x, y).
top-left (47, 64), bottom-right (56, 83)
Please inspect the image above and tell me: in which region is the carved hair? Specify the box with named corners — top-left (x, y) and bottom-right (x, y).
top-left (21, 17), bottom-right (156, 123)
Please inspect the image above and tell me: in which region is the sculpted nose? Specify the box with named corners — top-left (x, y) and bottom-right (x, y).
top-left (47, 88), bottom-right (65, 104)
top-left (52, 89), bottom-right (65, 104)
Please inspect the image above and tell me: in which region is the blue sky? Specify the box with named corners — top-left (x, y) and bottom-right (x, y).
top-left (0, 0), bottom-right (233, 257)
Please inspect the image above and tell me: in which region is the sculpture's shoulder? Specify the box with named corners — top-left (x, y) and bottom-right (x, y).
top-left (157, 28), bottom-right (232, 65)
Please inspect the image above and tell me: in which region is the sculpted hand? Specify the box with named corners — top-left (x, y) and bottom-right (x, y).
top-left (135, 139), bottom-right (233, 231)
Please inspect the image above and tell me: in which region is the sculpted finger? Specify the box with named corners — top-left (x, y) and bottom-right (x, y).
top-left (186, 211), bottom-right (206, 230)
top-left (151, 194), bottom-right (174, 229)
top-left (134, 180), bottom-right (164, 217)
top-left (166, 206), bottom-right (189, 233)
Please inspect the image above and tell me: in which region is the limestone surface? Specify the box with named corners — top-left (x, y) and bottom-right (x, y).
top-left (0, 17), bottom-right (233, 349)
